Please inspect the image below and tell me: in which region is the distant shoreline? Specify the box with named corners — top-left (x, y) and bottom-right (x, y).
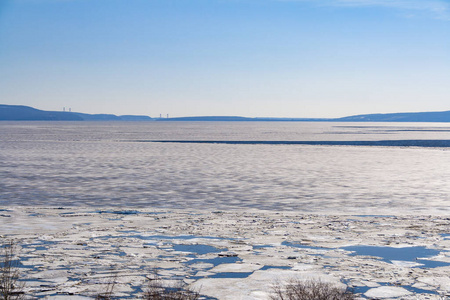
top-left (2, 104), bottom-right (450, 122)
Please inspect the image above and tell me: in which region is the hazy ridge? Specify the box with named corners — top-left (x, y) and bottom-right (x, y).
top-left (2, 104), bottom-right (450, 122)
top-left (0, 104), bottom-right (152, 121)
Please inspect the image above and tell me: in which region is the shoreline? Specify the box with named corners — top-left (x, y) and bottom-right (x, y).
top-left (1, 206), bottom-right (450, 299)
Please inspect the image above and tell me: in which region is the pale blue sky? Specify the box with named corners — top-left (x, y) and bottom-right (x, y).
top-left (0, 0), bottom-right (449, 118)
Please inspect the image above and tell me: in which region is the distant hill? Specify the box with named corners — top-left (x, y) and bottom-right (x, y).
top-left (158, 116), bottom-right (329, 121)
top-left (336, 111), bottom-right (450, 122)
top-left (158, 116), bottom-right (251, 121)
top-left (72, 112), bottom-right (122, 121)
top-left (119, 115), bottom-right (153, 121)
top-left (157, 112), bottom-right (450, 122)
top-left (0, 105), bottom-right (153, 121)
top-left (2, 104), bottom-right (450, 122)
top-left (0, 104), bottom-right (83, 121)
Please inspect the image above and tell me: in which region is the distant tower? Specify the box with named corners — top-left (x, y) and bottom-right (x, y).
top-left (69, 108), bottom-right (71, 112)
top-left (160, 113), bottom-right (162, 118)
top-left (63, 107), bottom-right (65, 112)
top-left (167, 114), bottom-right (169, 119)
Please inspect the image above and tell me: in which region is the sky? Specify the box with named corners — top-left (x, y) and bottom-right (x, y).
top-left (0, 0), bottom-right (449, 118)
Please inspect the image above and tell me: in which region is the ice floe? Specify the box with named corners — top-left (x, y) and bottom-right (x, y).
top-left (1, 207), bottom-right (450, 299)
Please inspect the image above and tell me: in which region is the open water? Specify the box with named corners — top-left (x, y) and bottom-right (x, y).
top-left (1, 121), bottom-right (450, 214)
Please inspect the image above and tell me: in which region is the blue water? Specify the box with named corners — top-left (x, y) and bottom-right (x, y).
top-left (207, 272), bottom-right (254, 279)
top-left (1, 121), bottom-right (450, 213)
top-left (342, 245), bottom-right (450, 268)
top-left (173, 244), bottom-right (224, 255)
top-left (441, 233), bottom-right (450, 239)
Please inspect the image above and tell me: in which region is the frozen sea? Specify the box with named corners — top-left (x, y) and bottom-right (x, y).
top-left (1, 121), bottom-right (450, 214)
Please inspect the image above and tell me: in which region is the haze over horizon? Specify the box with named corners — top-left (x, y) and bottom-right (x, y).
top-left (0, 0), bottom-right (449, 118)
